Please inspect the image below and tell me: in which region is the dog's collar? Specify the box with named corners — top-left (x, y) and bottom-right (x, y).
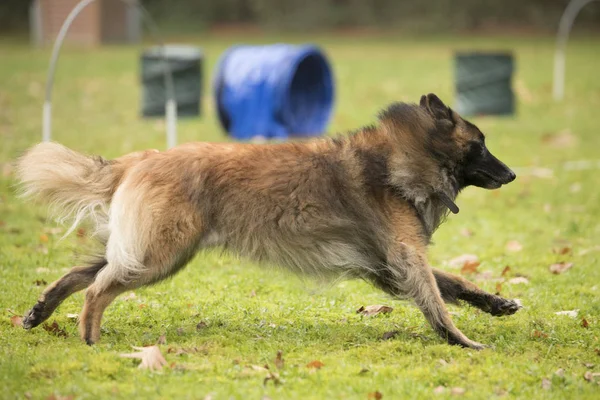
top-left (437, 192), bottom-right (459, 214)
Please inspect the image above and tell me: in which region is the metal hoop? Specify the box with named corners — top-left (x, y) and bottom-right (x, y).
top-left (41, 0), bottom-right (178, 148)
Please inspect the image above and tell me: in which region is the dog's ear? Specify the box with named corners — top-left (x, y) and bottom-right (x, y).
top-left (420, 93), bottom-right (452, 122)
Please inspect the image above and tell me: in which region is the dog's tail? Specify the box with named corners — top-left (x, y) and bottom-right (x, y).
top-left (16, 142), bottom-right (133, 237)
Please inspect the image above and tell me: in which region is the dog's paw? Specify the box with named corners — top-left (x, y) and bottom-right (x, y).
top-left (22, 301), bottom-right (47, 329)
top-left (490, 298), bottom-right (522, 317)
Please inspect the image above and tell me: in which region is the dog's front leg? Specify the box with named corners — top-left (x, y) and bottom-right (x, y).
top-left (432, 268), bottom-right (521, 316)
top-left (371, 243), bottom-right (485, 350)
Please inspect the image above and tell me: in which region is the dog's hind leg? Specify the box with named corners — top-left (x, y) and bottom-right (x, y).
top-left (78, 180), bottom-right (203, 344)
top-left (22, 259), bottom-right (107, 329)
top-left (371, 243), bottom-right (485, 350)
top-left (432, 268), bottom-right (521, 316)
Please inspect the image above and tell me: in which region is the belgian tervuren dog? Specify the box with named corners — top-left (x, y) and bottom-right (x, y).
top-left (17, 94), bottom-right (519, 349)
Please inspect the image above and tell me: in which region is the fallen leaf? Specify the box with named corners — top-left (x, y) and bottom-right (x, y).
top-left (555, 310), bottom-right (578, 318)
top-left (533, 330), bottom-right (549, 339)
top-left (306, 360), bottom-right (325, 369)
top-left (541, 129), bottom-right (577, 148)
top-left (274, 350), bottom-right (284, 369)
top-left (549, 262), bottom-right (573, 274)
top-left (382, 330), bottom-right (399, 340)
top-left (76, 228), bottom-right (86, 238)
top-left (250, 290), bottom-right (256, 297)
top-left (555, 368), bottom-right (565, 377)
top-left (138, 304), bottom-right (146, 309)
top-left (120, 345), bottom-right (168, 371)
top-left (451, 387), bottom-right (465, 396)
top-left (10, 315), bottom-right (23, 327)
top-left (584, 363), bottom-right (595, 369)
top-left (39, 234), bottom-right (49, 243)
top-left (495, 282), bottom-right (503, 294)
top-left (448, 254), bottom-right (479, 269)
top-left (541, 378), bottom-right (551, 390)
top-left (508, 277), bottom-right (529, 285)
top-left (595, 348), bottom-right (600, 356)
top-left (460, 228), bottom-right (473, 237)
top-left (501, 266), bottom-right (511, 277)
top-left (460, 260), bottom-right (480, 275)
top-left (45, 395), bottom-right (74, 400)
top-left (33, 279), bottom-right (47, 286)
top-left (43, 321), bottom-right (68, 337)
top-left (506, 240), bottom-right (523, 252)
top-left (433, 386), bottom-right (445, 394)
top-left (584, 371), bottom-right (593, 382)
top-left (368, 391), bottom-right (383, 400)
top-left (157, 334), bottom-right (167, 345)
top-left (196, 321), bottom-right (208, 330)
top-left (357, 305), bottom-right (393, 316)
top-left (553, 246), bottom-right (571, 255)
top-left (581, 318), bottom-right (589, 328)
top-left (36, 267), bottom-right (50, 274)
top-left (250, 364), bottom-right (269, 372)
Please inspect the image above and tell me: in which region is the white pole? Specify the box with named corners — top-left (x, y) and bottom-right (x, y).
top-left (166, 99), bottom-right (177, 149)
top-left (553, 0), bottom-right (599, 101)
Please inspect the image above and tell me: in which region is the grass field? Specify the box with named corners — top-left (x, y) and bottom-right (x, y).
top-left (1, 33), bottom-right (599, 399)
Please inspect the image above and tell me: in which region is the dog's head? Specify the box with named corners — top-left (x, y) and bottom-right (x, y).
top-left (419, 93), bottom-right (516, 190)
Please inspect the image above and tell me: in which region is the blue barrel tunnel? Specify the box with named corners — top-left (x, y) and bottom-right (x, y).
top-left (214, 44), bottom-right (335, 140)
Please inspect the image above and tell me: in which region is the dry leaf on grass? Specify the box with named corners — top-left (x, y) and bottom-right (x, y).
top-left (39, 234), bottom-right (49, 243)
top-left (501, 266), bottom-right (512, 277)
top-left (460, 260), bottom-right (480, 275)
top-left (120, 345), bottom-right (168, 371)
top-left (433, 386), bottom-right (445, 394)
top-left (448, 254), bottom-right (479, 269)
top-left (555, 310), bottom-right (578, 318)
top-left (10, 315), bottom-right (23, 327)
top-left (541, 378), bottom-right (551, 390)
top-left (495, 282), bottom-right (503, 294)
top-left (554, 246), bottom-right (572, 255)
top-left (541, 129), bottom-right (578, 148)
top-left (508, 277), bottom-right (529, 285)
top-left (306, 360), bottom-right (325, 369)
top-left (581, 318), bottom-right (590, 328)
top-left (274, 350), bottom-right (284, 369)
top-left (43, 321), bottom-right (68, 337)
top-left (584, 363), bottom-right (595, 369)
top-left (555, 368), bottom-right (565, 377)
top-left (36, 267), bottom-right (50, 274)
top-left (33, 279), bottom-right (47, 286)
top-left (368, 391), bottom-right (383, 399)
top-left (357, 305), bottom-right (393, 316)
top-left (450, 387), bottom-right (466, 396)
top-left (532, 330), bottom-right (549, 339)
top-left (549, 262), bottom-right (573, 274)
top-left (460, 228), bottom-right (473, 237)
top-left (506, 241), bottom-right (523, 252)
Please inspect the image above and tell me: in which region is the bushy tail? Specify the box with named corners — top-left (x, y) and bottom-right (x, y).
top-left (16, 142), bottom-right (121, 237)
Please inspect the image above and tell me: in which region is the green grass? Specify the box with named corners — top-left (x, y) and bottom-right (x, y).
top-left (1, 33), bottom-right (600, 399)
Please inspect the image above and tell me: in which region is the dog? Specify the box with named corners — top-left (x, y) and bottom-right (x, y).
top-left (16, 94), bottom-right (519, 349)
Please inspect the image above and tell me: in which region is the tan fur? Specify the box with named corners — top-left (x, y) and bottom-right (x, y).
top-left (18, 95), bottom-right (520, 347)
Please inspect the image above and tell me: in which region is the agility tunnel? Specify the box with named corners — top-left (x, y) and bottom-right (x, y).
top-left (214, 44), bottom-right (335, 140)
